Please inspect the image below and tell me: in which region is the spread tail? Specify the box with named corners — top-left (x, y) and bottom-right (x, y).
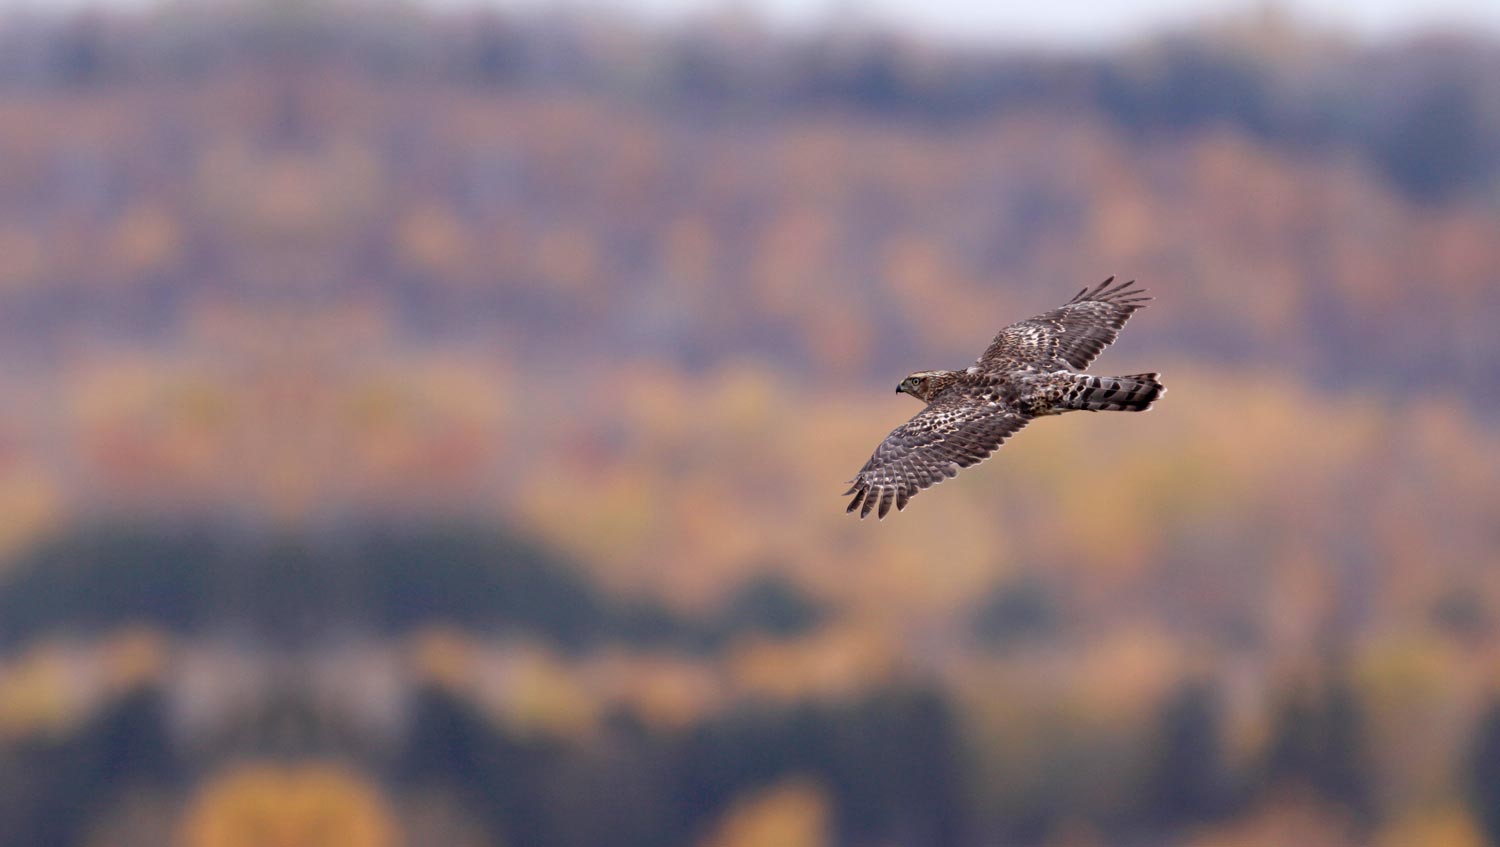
top-left (1062, 373), bottom-right (1164, 412)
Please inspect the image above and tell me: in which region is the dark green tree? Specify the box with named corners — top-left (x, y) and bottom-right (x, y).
top-left (1467, 700), bottom-right (1500, 847)
top-left (1261, 673), bottom-right (1374, 824)
top-left (1316, 675), bottom-right (1374, 822)
top-left (1147, 679), bottom-right (1231, 824)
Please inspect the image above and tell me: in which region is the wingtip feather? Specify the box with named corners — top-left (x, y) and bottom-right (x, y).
top-left (846, 488), bottom-right (865, 514)
top-left (1071, 274), bottom-right (1159, 307)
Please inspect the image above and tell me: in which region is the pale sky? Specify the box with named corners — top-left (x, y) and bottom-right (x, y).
top-left (483, 0), bottom-right (1500, 45)
top-left (5, 0), bottom-right (1500, 46)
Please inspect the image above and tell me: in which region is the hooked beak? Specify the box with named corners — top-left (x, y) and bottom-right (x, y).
top-left (895, 384), bottom-right (904, 394)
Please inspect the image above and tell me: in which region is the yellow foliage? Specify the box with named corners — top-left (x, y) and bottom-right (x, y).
top-left (177, 762), bottom-right (398, 847)
top-left (728, 623), bottom-right (896, 703)
top-left (1376, 805), bottom-right (1486, 847)
top-left (0, 643), bottom-right (83, 740)
top-left (698, 779), bottom-right (832, 847)
top-left (495, 647), bottom-right (599, 738)
top-left (1353, 635), bottom-right (1477, 808)
top-left (0, 630), bottom-right (167, 742)
top-left (602, 653), bottom-right (721, 730)
top-left (1073, 625), bottom-right (1187, 727)
top-left (1184, 797), bottom-right (1358, 847)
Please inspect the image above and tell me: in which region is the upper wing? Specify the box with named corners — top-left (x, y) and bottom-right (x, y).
top-left (978, 277), bottom-right (1151, 371)
top-left (845, 397), bottom-right (1029, 519)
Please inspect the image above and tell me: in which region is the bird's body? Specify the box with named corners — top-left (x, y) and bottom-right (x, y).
top-left (846, 277), bottom-right (1163, 519)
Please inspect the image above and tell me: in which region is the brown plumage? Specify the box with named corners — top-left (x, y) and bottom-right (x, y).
top-left (845, 277), bottom-right (1164, 519)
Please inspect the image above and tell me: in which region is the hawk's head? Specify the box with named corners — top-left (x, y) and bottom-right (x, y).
top-left (896, 370), bottom-right (957, 403)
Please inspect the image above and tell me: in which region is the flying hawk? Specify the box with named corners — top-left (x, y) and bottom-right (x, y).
top-left (845, 277), bottom-right (1163, 519)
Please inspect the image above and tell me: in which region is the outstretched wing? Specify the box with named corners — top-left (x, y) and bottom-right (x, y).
top-left (978, 277), bottom-right (1151, 371)
top-left (845, 397), bottom-right (1029, 519)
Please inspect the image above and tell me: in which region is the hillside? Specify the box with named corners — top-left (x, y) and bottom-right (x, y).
top-left (0, 4), bottom-right (1498, 846)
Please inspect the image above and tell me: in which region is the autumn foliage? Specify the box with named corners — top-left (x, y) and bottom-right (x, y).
top-left (0, 3), bottom-right (1498, 847)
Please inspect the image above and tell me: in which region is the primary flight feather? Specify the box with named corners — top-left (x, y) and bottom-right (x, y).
top-left (845, 277), bottom-right (1164, 519)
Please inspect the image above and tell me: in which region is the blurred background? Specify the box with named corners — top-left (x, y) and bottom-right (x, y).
top-left (0, 0), bottom-right (1498, 845)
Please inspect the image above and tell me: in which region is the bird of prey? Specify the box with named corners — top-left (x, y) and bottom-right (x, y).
top-left (845, 277), bottom-right (1163, 519)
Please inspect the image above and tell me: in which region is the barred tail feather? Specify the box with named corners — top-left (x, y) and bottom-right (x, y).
top-left (1064, 373), bottom-right (1164, 412)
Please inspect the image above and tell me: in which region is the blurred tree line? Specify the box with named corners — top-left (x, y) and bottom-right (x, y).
top-left (1, 2), bottom-right (1497, 410)
top-left (0, 525), bottom-right (824, 652)
top-left (2, 4), bottom-right (1496, 204)
top-left (0, 2), bottom-right (1496, 845)
top-left (0, 525), bottom-right (1497, 845)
